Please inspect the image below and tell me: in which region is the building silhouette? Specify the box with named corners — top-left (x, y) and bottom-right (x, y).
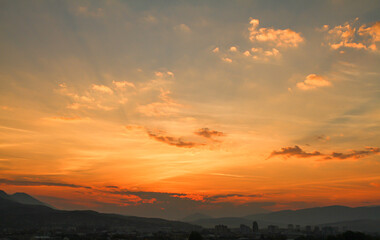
top-left (252, 221), bottom-right (259, 232)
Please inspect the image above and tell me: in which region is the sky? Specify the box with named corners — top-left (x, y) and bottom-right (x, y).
top-left (0, 0), bottom-right (379, 219)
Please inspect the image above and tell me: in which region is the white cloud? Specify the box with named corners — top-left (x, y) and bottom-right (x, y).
top-left (296, 74), bottom-right (331, 90)
top-left (322, 19), bottom-right (380, 52)
top-left (76, 6), bottom-right (104, 18)
top-left (92, 84), bottom-right (114, 94)
top-left (176, 24), bottom-right (191, 33)
top-left (248, 18), bottom-right (304, 48)
top-left (113, 81), bottom-right (135, 89)
top-left (229, 46), bottom-right (238, 52)
top-left (212, 47), bottom-right (219, 53)
top-left (222, 57), bottom-right (232, 63)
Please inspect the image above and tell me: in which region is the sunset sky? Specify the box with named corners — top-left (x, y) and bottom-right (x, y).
top-left (0, 0), bottom-right (380, 219)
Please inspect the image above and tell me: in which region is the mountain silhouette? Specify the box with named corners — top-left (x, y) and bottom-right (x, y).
top-left (0, 190), bottom-right (50, 206)
top-left (245, 205), bottom-right (380, 225)
top-left (182, 213), bottom-right (211, 222)
top-left (189, 205), bottom-right (380, 232)
top-left (0, 190), bottom-right (200, 231)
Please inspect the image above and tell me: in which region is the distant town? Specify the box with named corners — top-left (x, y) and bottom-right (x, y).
top-left (1, 190), bottom-right (380, 240)
top-left (1, 221), bottom-right (380, 240)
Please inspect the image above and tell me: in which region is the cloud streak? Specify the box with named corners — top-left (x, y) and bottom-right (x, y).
top-left (325, 147), bottom-right (380, 160)
top-left (269, 145), bottom-right (322, 159)
top-left (0, 178), bottom-right (92, 189)
top-left (269, 146), bottom-right (380, 160)
top-left (146, 131), bottom-right (204, 148)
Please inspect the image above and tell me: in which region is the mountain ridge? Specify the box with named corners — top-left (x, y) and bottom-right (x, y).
top-left (0, 190), bottom-right (201, 231)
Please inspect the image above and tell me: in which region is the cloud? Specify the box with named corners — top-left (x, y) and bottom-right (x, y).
top-left (248, 18), bottom-right (304, 48)
top-left (316, 134), bottom-right (331, 142)
top-left (229, 46), bottom-right (238, 52)
top-left (296, 74), bottom-right (331, 90)
top-left (42, 116), bottom-right (88, 122)
top-left (112, 80), bottom-right (135, 89)
top-left (207, 194), bottom-right (262, 204)
top-left (243, 50), bottom-right (251, 56)
top-left (137, 89), bottom-right (182, 117)
top-left (194, 128), bottom-right (225, 139)
top-left (146, 130), bottom-right (204, 148)
top-left (212, 18), bottom-right (299, 63)
top-left (58, 83), bottom-right (117, 111)
top-left (249, 47), bottom-right (281, 61)
top-left (325, 147), bottom-right (379, 160)
top-left (175, 23), bottom-right (191, 33)
top-left (125, 124), bottom-right (145, 131)
top-left (269, 146), bottom-right (380, 161)
top-left (269, 145), bottom-right (322, 159)
top-left (221, 57), bottom-right (232, 63)
top-left (322, 19), bottom-right (380, 51)
top-left (143, 15), bottom-right (157, 24)
top-left (92, 84), bottom-right (114, 94)
top-left (58, 70), bottom-right (175, 113)
top-left (76, 6), bottom-right (104, 18)
top-left (105, 188), bottom-right (268, 208)
top-left (217, 45), bottom-right (281, 64)
top-left (0, 178), bottom-right (92, 189)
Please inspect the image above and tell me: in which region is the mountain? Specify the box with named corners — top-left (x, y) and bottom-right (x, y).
top-left (189, 205), bottom-right (380, 231)
top-left (0, 190), bottom-right (51, 207)
top-left (10, 192), bottom-right (53, 207)
top-left (246, 205), bottom-right (380, 226)
top-left (0, 190), bottom-right (10, 200)
top-left (320, 219), bottom-right (380, 233)
top-left (0, 190), bottom-right (201, 231)
top-left (190, 217), bottom-right (281, 228)
top-left (182, 213), bottom-right (211, 222)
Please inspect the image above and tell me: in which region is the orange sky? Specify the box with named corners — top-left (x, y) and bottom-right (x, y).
top-left (0, 0), bottom-right (380, 219)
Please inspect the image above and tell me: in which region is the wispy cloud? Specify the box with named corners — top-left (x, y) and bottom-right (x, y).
top-left (0, 178), bottom-right (92, 189)
top-left (146, 130), bottom-right (204, 148)
top-left (76, 6), bottom-right (104, 18)
top-left (137, 89), bottom-right (182, 117)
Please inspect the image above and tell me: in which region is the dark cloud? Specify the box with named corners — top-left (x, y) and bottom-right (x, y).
top-left (207, 193), bottom-right (262, 202)
top-left (268, 145), bottom-right (322, 158)
top-left (316, 134), bottom-right (330, 142)
top-left (147, 131), bottom-right (204, 148)
top-left (324, 147), bottom-right (379, 160)
top-left (101, 189), bottom-right (272, 219)
top-left (194, 128), bottom-right (225, 139)
top-left (269, 146), bottom-right (379, 161)
top-left (105, 185), bottom-right (119, 189)
top-left (0, 178), bottom-right (92, 189)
